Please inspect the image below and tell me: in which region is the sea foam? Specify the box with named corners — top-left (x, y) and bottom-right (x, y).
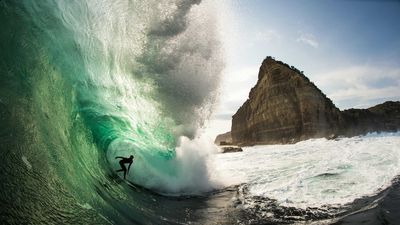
top-left (214, 132), bottom-right (400, 208)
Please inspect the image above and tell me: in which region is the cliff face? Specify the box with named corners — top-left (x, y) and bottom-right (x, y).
top-left (231, 57), bottom-right (343, 145)
top-left (341, 101), bottom-right (400, 136)
top-left (214, 131), bottom-right (232, 145)
top-left (228, 57), bottom-right (400, 146)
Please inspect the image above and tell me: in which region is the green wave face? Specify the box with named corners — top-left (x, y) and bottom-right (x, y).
top-left (0, 0), bottom-right (222, 223)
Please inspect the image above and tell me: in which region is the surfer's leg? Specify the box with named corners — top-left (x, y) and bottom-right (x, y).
top-left (116, 161), bottom-right (127, 173)
top-left (123, 170), bottom-right (127, 179)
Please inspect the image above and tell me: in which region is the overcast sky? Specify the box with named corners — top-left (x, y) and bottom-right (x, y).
top-left (204, 0), bottom-right (400, 138)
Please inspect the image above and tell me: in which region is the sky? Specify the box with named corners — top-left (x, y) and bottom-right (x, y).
top-left (204, 0), bottom-right (400, 138)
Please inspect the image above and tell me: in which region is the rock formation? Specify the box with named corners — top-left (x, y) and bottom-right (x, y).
top-left (231, 56), bottom-right (343, 145)
top-left (219, 146), bottom-right (243, 153)
top-left (341, 101), bottom-right (400, 136)
top-left (214, 131), bottom-right (232, 145)
top-left (216, 56), bottom-right (400, 146)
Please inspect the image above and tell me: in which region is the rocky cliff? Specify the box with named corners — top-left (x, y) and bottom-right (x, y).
top-left (214, 131), bottom-right (232, 145)
top-left (219, 56), bottom-right (400, 146)
top-left (230, 57), bottom-right (342, 145)
top-left (341, 101), bottom-right (400, 136)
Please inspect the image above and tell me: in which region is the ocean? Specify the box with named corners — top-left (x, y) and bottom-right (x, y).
top-left (1, 0), bottom-right (399, 224)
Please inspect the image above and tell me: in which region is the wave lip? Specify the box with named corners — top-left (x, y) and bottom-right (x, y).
top-left (1, 0), bottom-right (225, 224)
top-left (50, 0), bottom-right (224, 195)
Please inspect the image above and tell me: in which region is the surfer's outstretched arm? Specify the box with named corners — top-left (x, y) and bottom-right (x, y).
top-left (115, 156), bottom-right (125, 159)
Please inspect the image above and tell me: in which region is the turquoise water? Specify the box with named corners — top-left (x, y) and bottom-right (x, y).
top-left (0, 0), bottom-right (226, 224)
top-left (3, 1), bottom-right (399, 224)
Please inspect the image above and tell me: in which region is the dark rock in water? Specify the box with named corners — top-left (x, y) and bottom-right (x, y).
top-left (214, 131), bottom-right (232, 145)
top-left (218, 56), bottom-right (400, 146)
top-left (220, 146), bottom-right (243, 153)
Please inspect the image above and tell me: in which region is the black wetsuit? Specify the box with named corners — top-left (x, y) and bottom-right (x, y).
top-left (115, 156), bottom-right (134, 179)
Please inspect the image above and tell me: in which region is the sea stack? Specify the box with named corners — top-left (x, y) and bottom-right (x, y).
top-left (230, 56), bottom-right (342, 145)
top-left (216, 56), bottom-right (400, 146)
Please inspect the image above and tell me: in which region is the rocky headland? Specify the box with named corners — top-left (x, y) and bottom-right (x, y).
top-left (215, 56), bottom-right (400, 146)
top-left (214, 131), bottom-right (232, 145)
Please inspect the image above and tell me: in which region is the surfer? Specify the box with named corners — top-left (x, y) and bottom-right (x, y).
top-left (115, 155), bottom-right (134, 179)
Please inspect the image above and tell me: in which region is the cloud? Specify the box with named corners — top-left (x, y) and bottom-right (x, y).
top-left (296, 32), bottom-right (319, 48)
top-left (313, 66), bottom-right (400, 109)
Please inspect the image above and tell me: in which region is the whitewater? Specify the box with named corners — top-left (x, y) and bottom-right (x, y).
top-left (1, 0), bottom-right (400, 224)
top-left (214, 132), bottom-right (400, 209)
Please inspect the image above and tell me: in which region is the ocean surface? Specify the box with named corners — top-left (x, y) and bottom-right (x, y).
top-left (213, 132), bottom-right (400, 224)
top-left (1, 0), bottom-right (400, 224)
